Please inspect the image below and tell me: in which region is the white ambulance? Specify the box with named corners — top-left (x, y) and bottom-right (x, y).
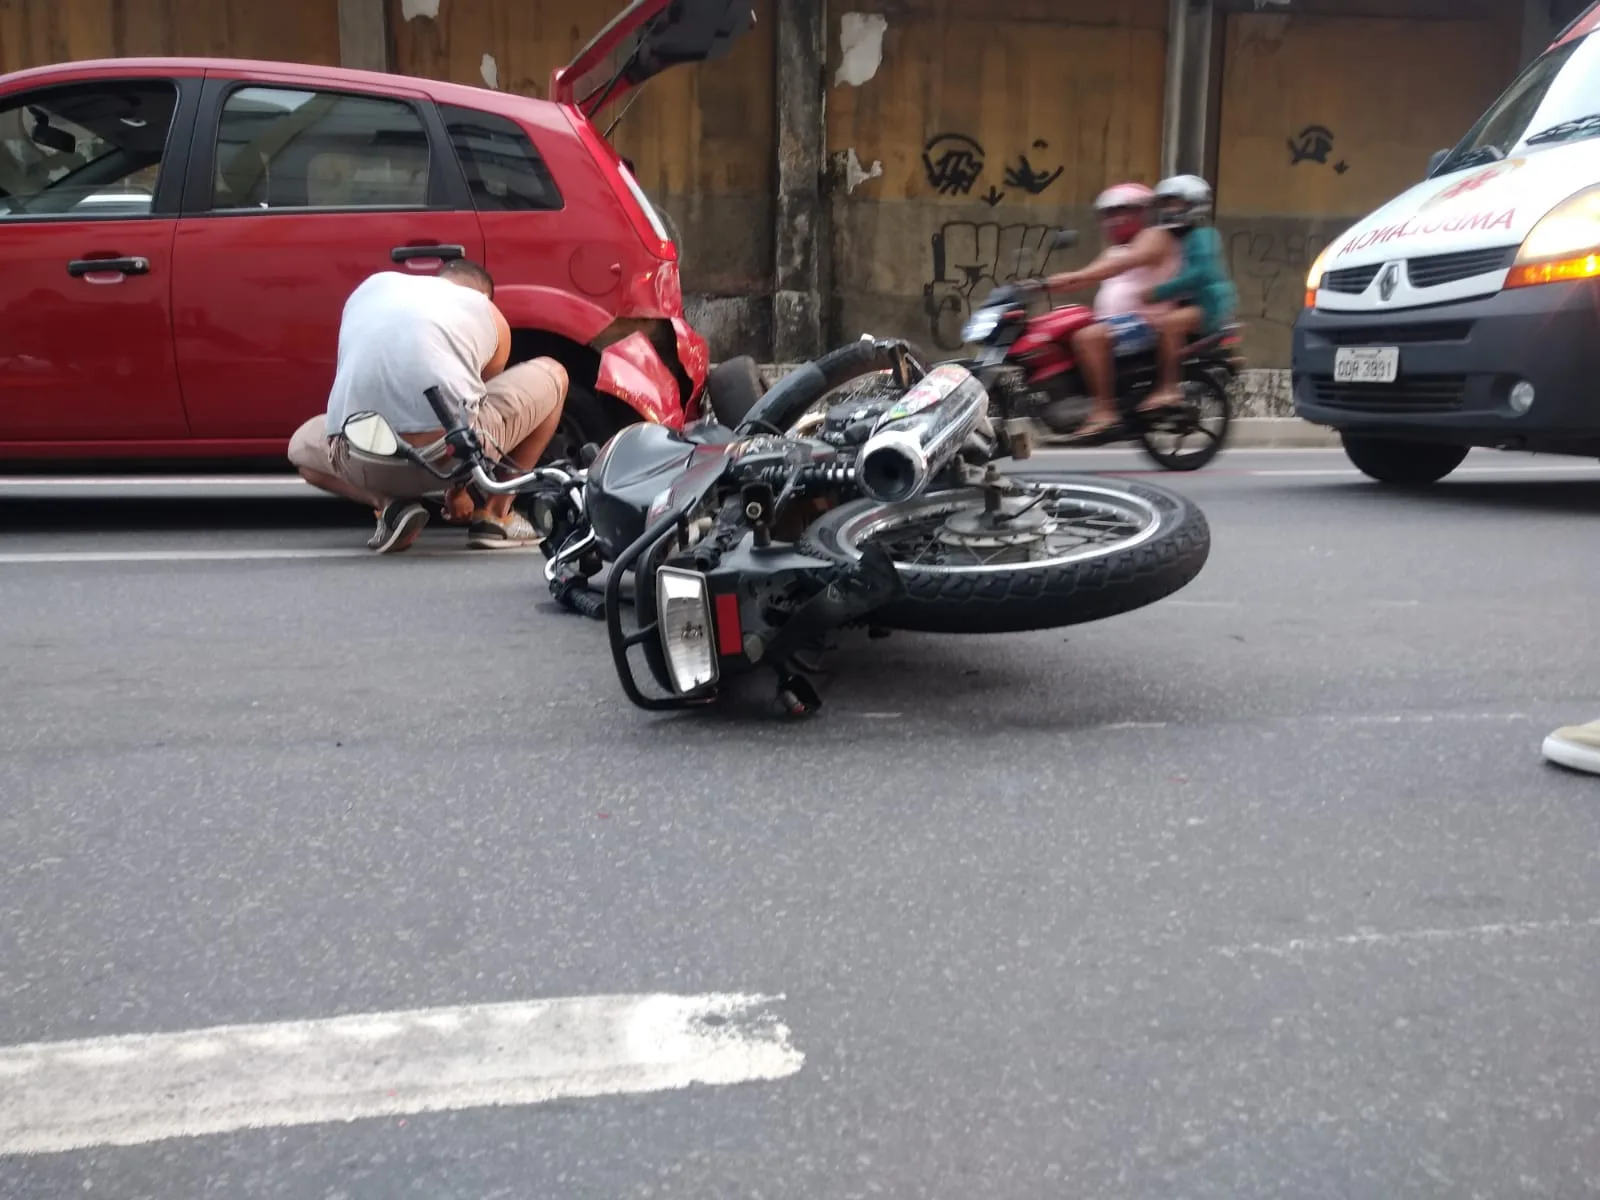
top-left (1294, 1), bottom-right (1600, 483)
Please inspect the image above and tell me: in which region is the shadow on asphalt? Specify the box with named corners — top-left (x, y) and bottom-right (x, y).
top-left (0, 495), bottom-right (368, 533)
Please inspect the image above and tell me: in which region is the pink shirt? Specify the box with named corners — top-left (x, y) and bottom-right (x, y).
top-left (1093, 243), bottom-right (1178, 320)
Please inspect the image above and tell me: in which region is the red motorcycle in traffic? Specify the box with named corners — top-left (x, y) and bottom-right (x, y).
top-left (958, 230), bottom-right (1243, 471)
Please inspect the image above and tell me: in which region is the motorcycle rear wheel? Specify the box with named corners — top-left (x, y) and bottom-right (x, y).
top-left (804, 475), bottom-right (1209, 634)
top-left (1137, 370), bottom-right (1232, 471)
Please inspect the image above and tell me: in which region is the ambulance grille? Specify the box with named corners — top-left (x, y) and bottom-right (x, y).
top-left (1406, 245), bottom-right (1517, 288)
top-left (1321, 264), bottom-right (1382, 294)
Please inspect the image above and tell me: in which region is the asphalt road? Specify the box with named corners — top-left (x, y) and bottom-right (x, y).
top-left (2, 448), bottom-right (1599, 1199)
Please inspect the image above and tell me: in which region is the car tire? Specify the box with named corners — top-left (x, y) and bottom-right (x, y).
top-left (705, 356), bottom-right (768, 427)
top-left (1340, 434), bottom-right (1469, 485)
top-left (544, 383), bottom-right (630, 466)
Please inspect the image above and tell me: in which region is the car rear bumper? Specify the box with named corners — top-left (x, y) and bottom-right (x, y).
top-left (1291, 281), bottom-right (1600, 451)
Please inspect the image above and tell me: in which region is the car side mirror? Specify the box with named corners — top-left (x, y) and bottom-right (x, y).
top-left (342, 411), bottom-right (401, 459)
top-left (1051, 229), bottom-right (1079, 250)
top-left (1426, 148), bottom-right (1450, 178)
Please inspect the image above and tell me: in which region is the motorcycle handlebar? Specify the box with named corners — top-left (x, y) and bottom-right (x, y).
top-left (423, 385), bottom-right (469, 434)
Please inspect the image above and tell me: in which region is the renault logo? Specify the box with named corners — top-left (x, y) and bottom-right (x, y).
top-left (1377, 263), bottom-right (1400, 302)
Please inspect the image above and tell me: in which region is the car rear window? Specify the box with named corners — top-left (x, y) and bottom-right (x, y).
top-left (438, 104), bottom-right (563, 213)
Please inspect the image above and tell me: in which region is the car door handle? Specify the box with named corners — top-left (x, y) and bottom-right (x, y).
top-left (391, 244), bottom-right (465, 263)
top-left (66, 256), bottom-right (150, 277)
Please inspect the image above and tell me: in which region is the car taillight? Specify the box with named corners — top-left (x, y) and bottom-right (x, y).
top-left (564, 106), bottom-right (676, 260)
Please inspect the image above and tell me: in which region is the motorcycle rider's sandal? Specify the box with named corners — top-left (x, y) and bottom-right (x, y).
top-left (368, 500), bottom-right (429, 554)
top-left (1068, 417), bottom-right (1124, 444)
top-left (1138, 389), bottom-right (1184, 415)
top-left (467, 509), bottom-right (543, 550)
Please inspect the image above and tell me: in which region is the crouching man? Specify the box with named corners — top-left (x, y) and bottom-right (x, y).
top-left (288, 259), bottom-right (567, 553)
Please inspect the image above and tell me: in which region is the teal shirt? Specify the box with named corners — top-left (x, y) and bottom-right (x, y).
top-left (1148, 226), bottom-right (1238, 335)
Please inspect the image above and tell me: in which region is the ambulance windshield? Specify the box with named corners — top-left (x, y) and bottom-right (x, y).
top-left (1437, 33), bottom-right (1600, 175)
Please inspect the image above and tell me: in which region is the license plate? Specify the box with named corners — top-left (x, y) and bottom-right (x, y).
top-left (1333, 346), bottom-right (1399, 384)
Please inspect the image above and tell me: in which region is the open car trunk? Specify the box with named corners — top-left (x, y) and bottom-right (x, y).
top-left (551, 0), bottom-right (755, 119)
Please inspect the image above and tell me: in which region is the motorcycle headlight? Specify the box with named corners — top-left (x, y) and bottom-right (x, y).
top-left (655, 566), bottom-right (718, 694)
top-left (961, 308), bottom-right (1001, 343)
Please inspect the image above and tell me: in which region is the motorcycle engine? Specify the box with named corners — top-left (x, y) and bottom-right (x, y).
top-left (817, 393), bottom-right (900, 450)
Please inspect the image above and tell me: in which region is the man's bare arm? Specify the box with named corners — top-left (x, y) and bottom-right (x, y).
top-left (482, 302), bottom-right (512, 382)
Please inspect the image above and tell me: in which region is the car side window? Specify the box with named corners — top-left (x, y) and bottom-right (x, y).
top-left (0, 80), bottom-right (176, 220)
top-left (212, 86), bottom-right (432, 211)
top-left (438, 103), bottom-right (563, 212)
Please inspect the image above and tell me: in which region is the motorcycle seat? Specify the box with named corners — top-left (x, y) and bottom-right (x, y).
top-left (1181, 322), bottom-right (1243, 360)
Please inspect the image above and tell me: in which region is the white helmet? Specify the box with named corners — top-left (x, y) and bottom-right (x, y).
top-left (1153, 174), bottom-right (1213, 227)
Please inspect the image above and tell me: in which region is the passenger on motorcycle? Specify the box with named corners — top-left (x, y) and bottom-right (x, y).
top-left (1042, 181), bottom-right (1182, 441)
top-left (1140, 175), bottom-right (1240, 412)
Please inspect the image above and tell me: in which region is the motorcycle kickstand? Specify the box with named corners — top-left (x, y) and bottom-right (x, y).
top-left (774, 665), bottom-right (822, 718)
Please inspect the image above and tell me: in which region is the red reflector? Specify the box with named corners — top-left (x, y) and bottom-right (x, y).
top-left (714, 592), bottom-right (743, 657)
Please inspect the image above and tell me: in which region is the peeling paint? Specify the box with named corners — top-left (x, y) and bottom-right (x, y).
top-left (400, 0), bottom-right (440, 21)
top-left (843, 147), bottom-right (882, 194)
top-left (834, 13), bottom-right (887, 87)
top-left (480, 53), bottom-right (499, 90)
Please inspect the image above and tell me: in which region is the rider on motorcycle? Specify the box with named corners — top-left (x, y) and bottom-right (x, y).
top-left (1043, 181), bottom-right (1182, 440)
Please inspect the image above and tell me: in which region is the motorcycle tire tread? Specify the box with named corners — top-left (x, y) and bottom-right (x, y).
top-left (800, 477), bottom-right (1211, 635)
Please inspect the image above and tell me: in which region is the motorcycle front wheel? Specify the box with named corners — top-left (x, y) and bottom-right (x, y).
top-left (803, 475), bottom-right (1210, 634)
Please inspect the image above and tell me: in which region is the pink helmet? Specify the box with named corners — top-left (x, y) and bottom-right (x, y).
top-left (1094, 182), bottom-right (1154, 245)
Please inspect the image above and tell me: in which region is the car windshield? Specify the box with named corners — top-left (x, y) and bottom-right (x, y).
top-left (1436, 32), bottom-right (1600, 174)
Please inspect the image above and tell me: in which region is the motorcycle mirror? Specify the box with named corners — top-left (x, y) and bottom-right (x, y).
top-left (1051, 229), bottom-right (1079, 250)
top-left (342, 411), bottom-right (401, 458)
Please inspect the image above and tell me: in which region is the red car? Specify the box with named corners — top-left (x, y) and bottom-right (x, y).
top-left (0, 0), bottom-right (761, 465)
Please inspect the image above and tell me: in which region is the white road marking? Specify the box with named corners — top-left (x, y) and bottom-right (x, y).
top-left (0, 992), bottom-right (802, 1156)
top-left (1217, 915), bottom-right (1600, 959)
top-left (0, 547), bottom-right (537, 564)
top-left (0, 476), bottom-right (312, 488)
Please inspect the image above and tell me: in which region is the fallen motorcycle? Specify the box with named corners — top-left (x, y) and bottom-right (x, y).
top-left (959, 229), bottom-right (1243, 470)
top-left (339, 338), bottom-right (1212, 715)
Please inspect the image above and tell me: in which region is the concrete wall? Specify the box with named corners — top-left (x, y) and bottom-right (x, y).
top-left (0, 0), bottom-right (340, 72)
top-left (387, 0), bottom-right (776, 362)
top-left (1211, 3), bottom-right (1523, 367)
top-left (822, 0), bottom-right (1169, 357)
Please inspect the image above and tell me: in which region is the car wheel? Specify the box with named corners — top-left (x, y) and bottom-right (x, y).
top-left (706, 355), bottom-right (767, 427)
top-left (542, 384), bottom-right (631, 466)
top-left (1341, 434), bottom-right (1469, 485)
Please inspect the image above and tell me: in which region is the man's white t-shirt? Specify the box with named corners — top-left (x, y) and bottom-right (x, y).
top-left (326, 271), bottom-right (498, 435)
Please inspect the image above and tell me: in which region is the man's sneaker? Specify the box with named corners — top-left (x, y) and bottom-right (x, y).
top-left (1541, 718), bottom-right (1600, 775)
top-left (467, 509), bottom-right (543, 550)
top-left (368, 500), bottom-right (429, 554)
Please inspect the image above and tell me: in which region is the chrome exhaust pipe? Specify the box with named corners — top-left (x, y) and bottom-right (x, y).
top-left (857, 364), bottom-right (989, 503)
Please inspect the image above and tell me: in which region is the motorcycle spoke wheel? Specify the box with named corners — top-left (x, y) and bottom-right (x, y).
top-left (835, 481), bottom-right (1162, 573)
top-left (1140, 377), bottom-right (1230, 470)
top-left (802, 475), bottom-right (1210, 634)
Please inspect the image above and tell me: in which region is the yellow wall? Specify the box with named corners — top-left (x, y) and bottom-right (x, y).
top-left (0, 0), bottom-right (340, 73)
top-left (825, 0), bottom-right (1168, 354)
top-left (1214, 9), bottom-right (1521, 365)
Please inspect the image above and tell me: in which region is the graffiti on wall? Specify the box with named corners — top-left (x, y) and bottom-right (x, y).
top-left (1224, 224), bottom-right (1331, 363)
top-left (921, 132), bottom-right (1063, 206)
top-left (922, 133), bottom-right (986, 195)
top-left (923, 222), bottom-right (1068, 351)
top-left (1003, 140), bottom-right (1064, 195)
top-left (1288, 124), bottom-right (1349, 174)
